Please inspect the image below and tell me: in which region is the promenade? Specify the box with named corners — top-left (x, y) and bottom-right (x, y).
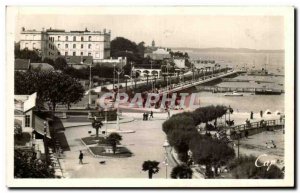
top-left (59, 116), bottom-right (175, 178)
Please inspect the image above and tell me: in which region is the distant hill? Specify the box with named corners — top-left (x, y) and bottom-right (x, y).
top-left (171, 47), bottom-right (284, 53)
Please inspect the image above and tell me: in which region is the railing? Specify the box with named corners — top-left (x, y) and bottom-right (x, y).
top-left (231, 119), bottom-right (285, 132)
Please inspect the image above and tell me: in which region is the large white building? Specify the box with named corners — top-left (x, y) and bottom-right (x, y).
top-left (19, 27), bottom-right (111, 63)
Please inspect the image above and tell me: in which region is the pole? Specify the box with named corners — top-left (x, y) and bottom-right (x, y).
top-left (89, 64), bottom-right (92, 107)
top-left (130, 62), bottom-right (133, 89)
top-left (113, 64), bottom-right (115, 90)
top-left (117, 72), bottom-right (120, 130)
top-left (105, 110), bottom-right (108, 137)
top-left (43, 121), bottom-right (49, 165)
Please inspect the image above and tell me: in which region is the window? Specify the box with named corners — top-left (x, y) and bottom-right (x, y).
top-left (81, 36), bottom-right (84, 41)
top-left (65, 44), bottom-right (68, 48)
top-left (33, 43), bottom-right (36, 49)
top-left (73, 44), bottom-right (76, 49)
top-left (88, 52), bottom-right (91, 56)
top-left (88, 44), bottom-right (92, 49)
top-left (81, 44), bottom-right (84, 49)
top-left (58, 36), bottom-right (60, 41)
top-left (96, 44), bottom-right (99, 49)
top-left (73, 36), bottom-right (76, 41)
top-left (73, 52), bottom-right (76, 56)
top-left (58, 43), bottom-right (60, 48)
top-left (66, 36), bottom-right (68, 41)
top-left (49, 37), bottom-right (51, 40)
top-left (25, 43), bottom-right (28, 49)
top-left (89, 36), bottom-right (92, 41)
top-left (25, 115), bottom-right (30, 127)
top-left (80, 52), bottom-right (83, 56)
top-left (25, 35), bottom-right (28, 40)
top-left (49, 44), bottom-right (51, 49)
top-left (33, 35), bottom-right (36, 40)
top-left (65, 52), bottom-right (68, 56)
top-left (96, 52), bottom-right (99, 58)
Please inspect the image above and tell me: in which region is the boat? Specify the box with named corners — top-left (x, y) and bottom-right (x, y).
top-left (254, 89), bottom-right (282, 95)
top-left (224, 91), bottom-right (243, 97)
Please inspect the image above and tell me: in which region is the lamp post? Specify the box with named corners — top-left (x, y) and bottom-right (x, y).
top-left (163, 140), bottom-right (170, 179)
top-left (89, 63), bottom-right (92, 108)
top-left (43, 121), bottom-right (49, 165)
top-left (115, 67), bottom-right (123, 131)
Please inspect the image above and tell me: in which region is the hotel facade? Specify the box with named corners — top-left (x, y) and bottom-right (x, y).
top-left (19, 27), bottom-right (111, 63)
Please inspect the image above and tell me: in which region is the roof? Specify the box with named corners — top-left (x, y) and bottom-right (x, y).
top-left (15, 59), bottom-right (30, 71)
top-left (30, 63), bottom-right (55, 71)
top-left (64, 56), bottom-right (93, 65)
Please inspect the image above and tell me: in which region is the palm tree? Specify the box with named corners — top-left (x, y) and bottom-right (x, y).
top-left (144, 70), bottom-right (150, 85)
top-left (92, 117), bottom-right (103, 138)
top-left (106, 132), bottom-right (122, 154)
top-left (170, 164), bottom-right (193, 179)
top-left (142, 160), bottom-right (160, 179)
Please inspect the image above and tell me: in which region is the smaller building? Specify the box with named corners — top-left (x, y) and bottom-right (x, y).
top-left (144, 48), bottom-right (171, 61)
top-left (65, 56), bottom-right (93, 65)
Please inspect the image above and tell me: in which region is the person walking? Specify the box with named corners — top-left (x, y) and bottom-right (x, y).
top-left (260, 110), bottom-right (263, 118)
top-left (79, 150), bottom-right (83, 164)
top-left (150, 111), bottom-right (154, 119)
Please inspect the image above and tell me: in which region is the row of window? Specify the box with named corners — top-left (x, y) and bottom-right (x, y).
top-left (64, 52), bottom-right (100, 58)
top-left (52, 36), bottom-right (93, 41)
top-left (24, 43), bottom-right (36, 49)
top-left (64, 43), bottom-right (94, 49)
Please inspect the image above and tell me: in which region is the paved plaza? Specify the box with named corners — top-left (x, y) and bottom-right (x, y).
top-left (60, 116), bottom-right (174, 178)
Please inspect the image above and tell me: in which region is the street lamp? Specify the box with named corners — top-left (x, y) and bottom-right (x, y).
top-left (163, 140), bottom-right (170, 179)
top-left (115, 66), bottom-right (124, 131)
top-left (88, 63), bottom-right (92, 108)
top-left (43, 121), bottom-right (49, 165)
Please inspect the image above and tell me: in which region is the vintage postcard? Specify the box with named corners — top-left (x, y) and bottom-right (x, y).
top-left (6, 6), bottom-right (294, 188)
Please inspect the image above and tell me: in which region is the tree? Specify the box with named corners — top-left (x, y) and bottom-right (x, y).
top-left (43, 57), bottom-right (55, 66)
top-left (54, 57), bottom-right (68, 70)
top-left (142, 160), bottom-right (160, 179)
top-left (163, 114), bottom-right (197, 162)
top-left (15, 43), bottom-right (42, 62)
top-left (15, 71), bottom-right (84, 115)
top-left (170, 164), bottom-right (193, 179)
top-left (106, 132), bottom-right (122, 154)
top-left (92, 118), bottom-right (103, 138)
top-left (14, 149), bottom-right (55, 178)
top-left (229, 155), bottom-right (284, 179)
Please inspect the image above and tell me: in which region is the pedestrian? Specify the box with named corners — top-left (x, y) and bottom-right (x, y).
top-left (250, 111), bottom-right (253, 119)
top-left (142, 113), bottom-right (145, 120)
top-left (150, 111), bottom-right (154, 119)
top-left (79, 150), bottom-right (83, 164)
top-left (167, 109), bottom-right (170, 119)
top-left (260, 110), bottom-right (263, 118)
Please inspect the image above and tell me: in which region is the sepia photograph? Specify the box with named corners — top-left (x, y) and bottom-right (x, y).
top-left (5, 6), bottom-right (294, 188)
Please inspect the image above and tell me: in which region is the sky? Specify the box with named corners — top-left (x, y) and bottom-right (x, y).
top-left (15, 14), bottom-right (284, 50)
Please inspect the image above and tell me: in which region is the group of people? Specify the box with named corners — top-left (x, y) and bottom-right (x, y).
top-left (143, 111), bottom-right (154, 120)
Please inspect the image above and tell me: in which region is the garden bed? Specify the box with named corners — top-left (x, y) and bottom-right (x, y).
top-left (89, 146), bottom-right (132, 158)
top-left (81, 136), bottom-right (107, 145)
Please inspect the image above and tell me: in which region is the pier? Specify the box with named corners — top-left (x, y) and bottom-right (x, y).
top-left (159, 70), bottom-right (243, 94)
top-left (229, 118), bottom-right (285, 139)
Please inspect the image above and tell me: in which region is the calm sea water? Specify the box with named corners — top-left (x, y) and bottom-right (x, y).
top-left (188, 51), bottom-right (285, 75)
top-left (187, 51), bottom-right (285, 114)
top-left (195, 91), bottom-right (284, 114)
